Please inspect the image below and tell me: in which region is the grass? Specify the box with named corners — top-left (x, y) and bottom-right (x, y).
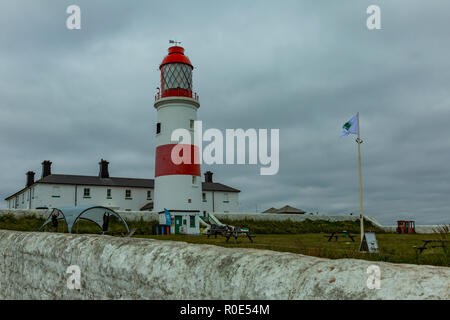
top-left (0, 213), bottom-right (448, 267)
top-left (135, 233), bottom-right (450, 267)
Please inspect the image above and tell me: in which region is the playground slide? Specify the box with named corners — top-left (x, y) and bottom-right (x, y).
top-left (199, 213), bottom-right (227, 234)
top-left (207, 213), bottom-right (226, 227)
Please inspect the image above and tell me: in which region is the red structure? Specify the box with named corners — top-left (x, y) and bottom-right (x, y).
top-left (155, 46), bottom-right (199, 101)
top-left (396, 220), bottom-right (416, 234)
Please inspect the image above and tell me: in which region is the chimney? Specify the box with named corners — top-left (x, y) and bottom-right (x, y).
top-left (204, 171), bottom-right (213, 183)
top-left (41, 160), bottom-right (52, 178)
top-left (99, 159), bottom-right (110, 178)
top-left (26, 171), bottom-right (35, 187)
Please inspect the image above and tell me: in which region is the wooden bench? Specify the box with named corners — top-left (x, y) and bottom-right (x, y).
top-left (207, 225), bottom-right (255, 243)
top-left (413, 239), bottom-right (448, 254)
top-left (206, 224), bottom-right (229, 238)
top-left (225, 229), bottom-right (255, 244)
top-left (324, 231), bottom-right (356, 242)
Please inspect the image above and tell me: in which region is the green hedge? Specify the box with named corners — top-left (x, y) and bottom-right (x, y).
top-left (0, 213), bottom-right (383, 235)
top-left (219, 218), bottom-right (384, 234)
top-left (0, 213), bottom-right (158, 235)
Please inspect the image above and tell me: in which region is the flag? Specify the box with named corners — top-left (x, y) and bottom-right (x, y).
top-left (340, 113), bottom-right (358, 137)
top-left (164, 208), bottom-right (171, 226)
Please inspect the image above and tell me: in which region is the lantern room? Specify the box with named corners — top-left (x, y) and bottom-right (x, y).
top-left (157, 46), bottom-right (198, 100)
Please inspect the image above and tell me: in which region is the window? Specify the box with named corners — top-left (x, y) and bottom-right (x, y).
top-left (21, 194), bottom-right (24, 204)
top-left (147, 190), bottom-right (152, 199)
top-left (15, 197), bottom-right (18, 208)
top-left (83, 188), bottom-right (90, 198)
top-left (52, 186), bottom-right (60, 198)
top-left (162, 63), bottom-right (192, 91)
top-left (223, 193), bottom-right (229, 203)
top-left (189, 216), bottom-right (195, 228)
top-left (125, 189), bottom-right (132, 199)
top-left (202, 193), bottom-right (206, 202)
top-left (190, 119), bottom-right (195, 129)
top-left (192, 176), bottom-right (197, 185)
top-left (156, 122), bottom-right (161, 134)
top-left (107, 189), bottom-right (111, 198)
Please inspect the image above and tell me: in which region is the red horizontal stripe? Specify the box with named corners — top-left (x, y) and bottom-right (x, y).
top-left (155, 144), bottom-right (201, 177)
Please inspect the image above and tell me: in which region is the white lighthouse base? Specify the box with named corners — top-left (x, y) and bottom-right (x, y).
top-left (158, 210), bottom-right (201, 235)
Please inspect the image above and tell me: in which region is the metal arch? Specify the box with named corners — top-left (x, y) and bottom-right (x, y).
top-left (73, 206), bottom-right (130, 233)
top-left (70, 206), bottom-right (130, 234)
top-left (38, 206), bottom-right (130, 234)
top-left (38, 208), bottom-right (67, 232)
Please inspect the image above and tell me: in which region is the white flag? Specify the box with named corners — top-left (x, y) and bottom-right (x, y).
top-left (340, 113), bottom-right (358, 137)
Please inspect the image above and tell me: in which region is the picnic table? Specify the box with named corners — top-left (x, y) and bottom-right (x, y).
top-left (324, 231), bottom-right (356, 242)
top-left (206, 225), bottom-right (229, 238)
top-left (413, 239), bottom-right (449, 254)
top-left (225, 228), bottom-right (254, 244)
top-left (207, 224), bottom-right (254, 243)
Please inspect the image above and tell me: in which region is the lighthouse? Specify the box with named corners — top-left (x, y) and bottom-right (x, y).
top-left (154, 44), bottom-right (202, 234)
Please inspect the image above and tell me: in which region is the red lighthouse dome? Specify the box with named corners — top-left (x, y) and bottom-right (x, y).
top-left (157, 45), bottom-right (198, 100)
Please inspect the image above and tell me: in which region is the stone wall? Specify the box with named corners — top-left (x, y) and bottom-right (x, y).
top-left (0, 230), bottom-right (448, 300)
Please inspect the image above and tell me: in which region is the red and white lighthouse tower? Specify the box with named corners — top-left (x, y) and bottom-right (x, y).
top-left (153, 44), bottom-right (202, 220)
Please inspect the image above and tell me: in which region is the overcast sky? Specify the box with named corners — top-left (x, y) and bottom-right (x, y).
top-left (1, 0), bottom-right (449, 225)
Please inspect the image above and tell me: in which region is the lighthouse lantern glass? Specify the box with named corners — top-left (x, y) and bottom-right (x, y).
top-left (162, 63), bottom-right (192, 91)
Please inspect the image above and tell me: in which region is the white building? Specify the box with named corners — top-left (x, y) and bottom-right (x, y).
top-left (4, 160), bottom-right (240, 213)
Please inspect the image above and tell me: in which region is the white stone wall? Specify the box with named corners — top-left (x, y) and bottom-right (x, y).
top-left (0, 230), bottom-right (448, 300)
top-left (201, 192), bottom-right (239, 213)
top-left (33, 184), bottom-right (76, 209)
top-left (382, 225), bottom-right (443, 234)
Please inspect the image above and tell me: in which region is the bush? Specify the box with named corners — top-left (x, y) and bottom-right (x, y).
top-left (219, 218), bottom-right (384, 234)
top-left (0, 213), bottom-right (158, 235)
top-left (0, 213), bottom-right (382, 236)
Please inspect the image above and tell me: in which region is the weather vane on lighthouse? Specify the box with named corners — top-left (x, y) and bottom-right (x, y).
top-left (169, 39), bottom-right (181, 46)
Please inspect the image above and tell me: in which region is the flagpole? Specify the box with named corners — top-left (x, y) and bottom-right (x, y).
top-left (356, 112), bottom-right (365, 250)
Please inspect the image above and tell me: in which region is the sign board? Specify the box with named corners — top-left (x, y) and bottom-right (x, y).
top-left (164, 208), bottom-right (172, 226)
top-left (359, 232), bottom-right (379, 253)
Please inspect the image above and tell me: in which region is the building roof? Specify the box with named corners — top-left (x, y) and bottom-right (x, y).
top-left (140, 202), bottom-right (154, 211)
top-left (201, 182), bottom-right (240, 193)
top-left (263, 205), bottom-right (306, 214)
top-left (5, 174), bottom-right (240, 200)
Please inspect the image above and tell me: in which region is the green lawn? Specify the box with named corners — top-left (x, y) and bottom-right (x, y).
top-left (135, 233), bottom-right (450, 267)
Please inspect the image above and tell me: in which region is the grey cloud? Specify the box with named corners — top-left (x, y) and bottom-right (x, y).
top-left (1, 0), bottom-right (449, 225)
